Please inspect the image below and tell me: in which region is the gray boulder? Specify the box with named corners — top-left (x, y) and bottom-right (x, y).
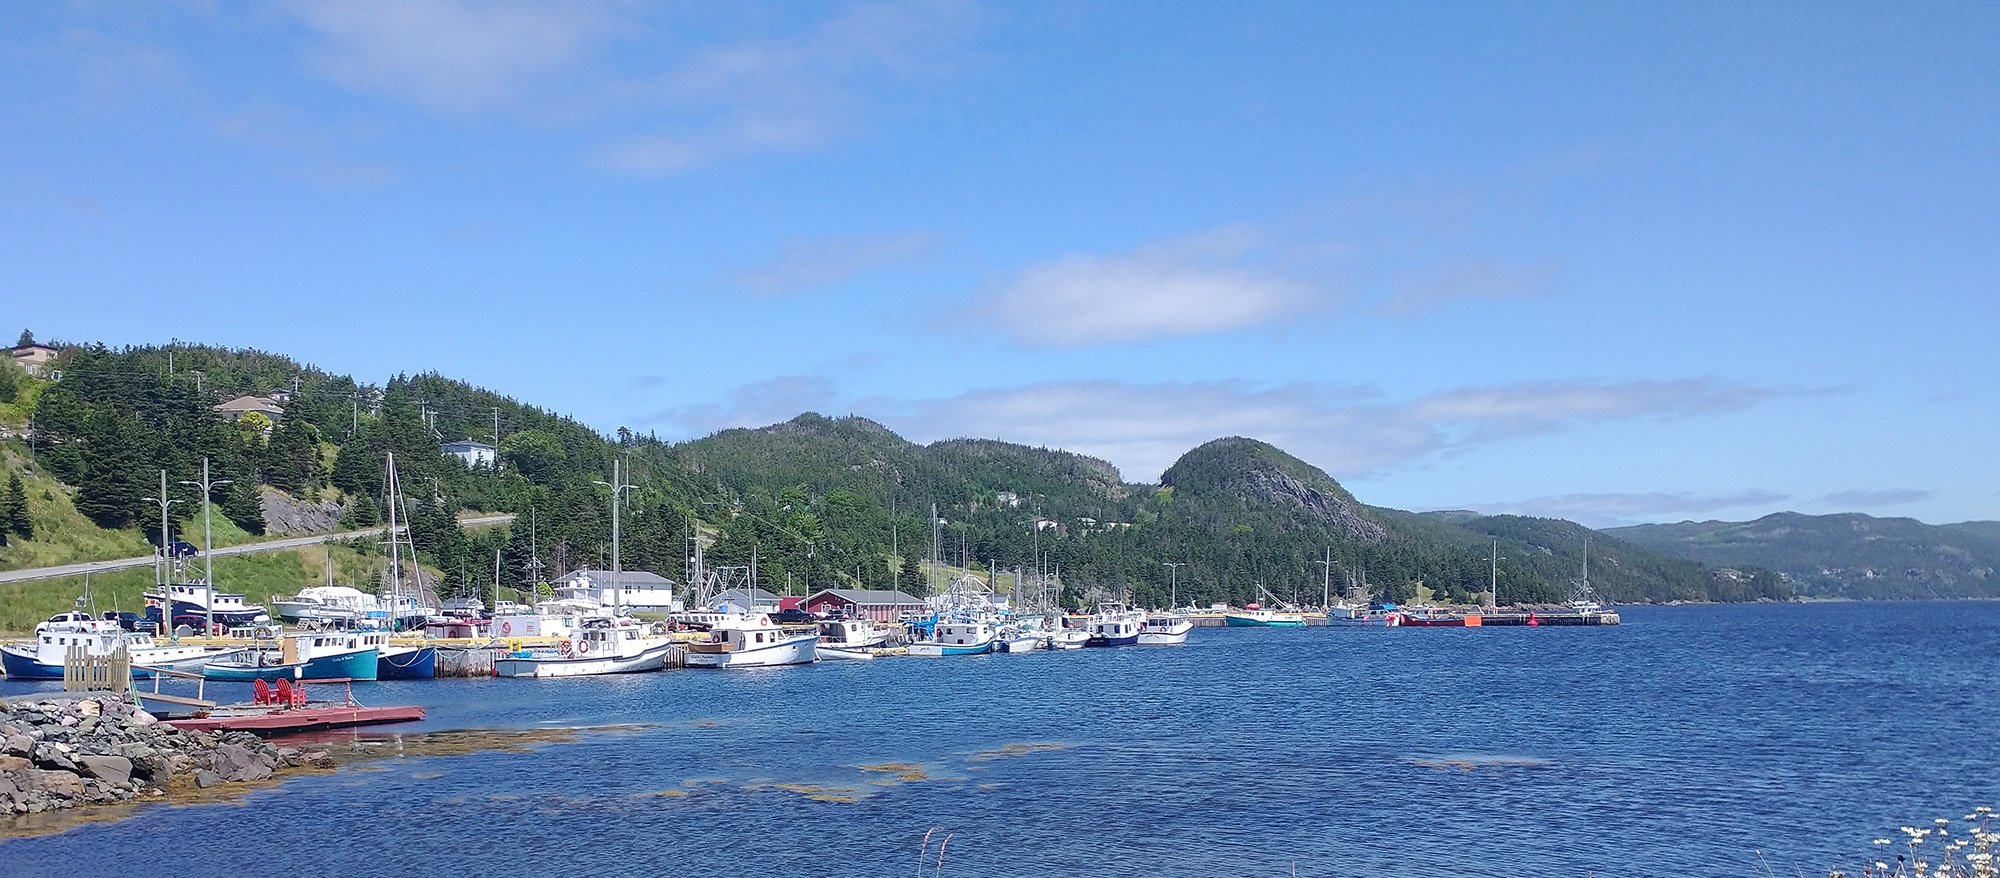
top-left (211, 742), bottom-right (274, 782)
top-left (193, 769), bottom-right (221, 789)
top-left (79, 754), bottom-right (133, 785)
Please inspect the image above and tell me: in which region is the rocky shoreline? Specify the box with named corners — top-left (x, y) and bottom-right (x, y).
top-left (1, 693), bottom-right (334, 817)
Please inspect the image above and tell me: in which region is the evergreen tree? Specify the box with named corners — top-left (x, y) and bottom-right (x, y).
top-left (339, 493), bottom-right (381, 528)
top-left (16, 329), bottom-right (33, 347)
top-left (1, 472), bottom-right (32, 542)
top-left (899, 544), bottom-right (926, 593)
top-left (222, 481), bottom-right (265, 535)
top-left (73, 408), bottom-right (151, 530)
top-left (264, 419), bottom-right (323, 493)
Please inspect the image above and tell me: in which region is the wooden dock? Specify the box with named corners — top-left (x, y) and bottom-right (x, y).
top-left (164, 703), bottom-right (424, 735)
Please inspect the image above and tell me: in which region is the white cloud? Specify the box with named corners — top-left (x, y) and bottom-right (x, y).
top-left (734, 231), bottom-right (938, 295)
top-left (1464, 490), bottom-right (1793, 528)
top-left (636, 375), bottom-right (840, 437)
top-left (590, 0), bottom-right (979, 174)
top-left (280, 0), bottom-right (979, 171)
top-left (981, 226), bottom-right (1334, 347)
top-left (1816, 488), bottom-right (1932, 508)
top-left (1377, 258), bottom-right (1560, 316)
top-left (285, 0), bottom-right (629, 115)
top-left (638, 375), bottom-right (1788, 485)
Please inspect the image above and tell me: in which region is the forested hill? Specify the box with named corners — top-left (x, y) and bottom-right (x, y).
top-left (4, 340), bottom-right (1784, 606)
top-left (1607, 513), bottom-right (2000, 599)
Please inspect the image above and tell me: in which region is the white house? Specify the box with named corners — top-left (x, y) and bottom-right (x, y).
top-left (549, 569), bottom-right (681, 612)
top-left (440, 440), bottom-right (497, 469)
top-left (709, 587), bottom-right (782, 612)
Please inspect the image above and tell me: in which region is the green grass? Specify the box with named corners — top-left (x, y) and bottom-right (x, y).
top-left (0, 442), bottom-right (155, 571)
top-left (0, 539), bottom-right (400, 635)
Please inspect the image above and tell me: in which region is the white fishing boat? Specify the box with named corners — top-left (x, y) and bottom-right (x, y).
top-left (905, 618), bottom-right (996, 656)
top-left (816, 617), bottom-right (889, 660)
top-left (1086, 602), bottom-right (1146, 647)
top-left (493, 617), bottom-right (678, 678)
top-left (1137, 612), bottom-right (1193, 645)
top-left (684, 612), bottom-right (818, 668)
top-left (1, 612), bottom-right (233, 679)
top-left (994, 620), bottom-right (1047, 654)
top-left (1047, 626), bottom-right (1091, 650)
top-left (271, 585), bottom-right (379, 626)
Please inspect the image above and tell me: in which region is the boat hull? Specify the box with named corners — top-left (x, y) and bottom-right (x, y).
top-left (684, 635), bottom-right (817, 669)
top-left (1136, 631), bottom-right (1188, 645)
top-left (2, 643), bottom-right (230, 680)
top-left (1085, 633), bottom-right (1140, 647)
top-left (1223, 614), bottom-right (1305, 628)
top-left (492, 641), bottom-right (677, 678)
top-left (996, 636), bottom-right (1045, 653)
top-left (204, 648), bottom-right (378, 682)
top-left (377, 645), bottom-right (437, 679)
top-left (904, 639), bottom-right (993, 656)
top-left (816, 646), bottom-right (876, 661)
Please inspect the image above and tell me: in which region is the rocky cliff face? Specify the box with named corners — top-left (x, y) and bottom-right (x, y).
top-left (1162, 436), bottom-right (1387, 544)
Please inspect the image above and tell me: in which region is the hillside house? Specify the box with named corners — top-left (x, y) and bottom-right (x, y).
top-left (9, 343), bottom-right (58, 377)
top-left (549, 569), bottom-right (681, 612)
top-left (441, 440), bottom-right (497, 468)
top-left (212, 395), bottom-right (285, 422)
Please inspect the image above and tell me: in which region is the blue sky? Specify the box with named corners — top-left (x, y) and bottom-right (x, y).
top-left (3, 2), bottom-right (1995, 527)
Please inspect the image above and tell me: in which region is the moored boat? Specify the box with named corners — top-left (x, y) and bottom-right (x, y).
top-left (1, 612), bottom-right (233, 679)
top-left (492, 617), bottom-right (677, 678)
top-left (684, 613), bottom-right (817, 668)
top-left (1086, 602), bottom-right (1146, 647)
top-left (1136, 613), bottom-right (1193, 645)
top-left (905, 619), bottom-right (995, 656)
top-left (202, 631), bottom-right (379, 682)
top-left (1222, 606), bottom-right (1306, 627)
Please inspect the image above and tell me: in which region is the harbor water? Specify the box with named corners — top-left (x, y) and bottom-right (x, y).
top-left (3, 600), bottom-right (1996, 877)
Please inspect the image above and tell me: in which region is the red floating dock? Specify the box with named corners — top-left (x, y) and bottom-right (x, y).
top-left (164, 703), bottom-right (425, 735)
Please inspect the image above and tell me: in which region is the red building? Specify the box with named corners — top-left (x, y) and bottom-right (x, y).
top-left (804, 588), bottom-right (930, 622)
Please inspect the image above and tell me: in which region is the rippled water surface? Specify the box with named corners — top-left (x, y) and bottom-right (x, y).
top-left (4, 601), bottom-right (1996, 877)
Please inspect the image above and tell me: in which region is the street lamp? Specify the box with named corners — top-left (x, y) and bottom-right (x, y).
top-left (593, 459), bottom-right (635, 615)
top-left (140, 469), bottom-right (183, 633)
top-left (1162, 561), bottom-right (1185, 609)
top-left (181, 457), bottom-right (232, 636)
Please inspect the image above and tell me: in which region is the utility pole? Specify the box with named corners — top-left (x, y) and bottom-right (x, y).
top-left (181, 458), bottom-right (232, 636)
top-left (594, 460), bottom-right (634, 615)
top-left (1162, 561), bottom-right (1185, 609)
top-left (491, 407), bottom-right (501, 473)
top-left (140, 470), bottom-right (183, 626)
top-left (1317, 547), bottom-right (1333, 610)
top-left (1489, 538), bottom-right (1501, 610)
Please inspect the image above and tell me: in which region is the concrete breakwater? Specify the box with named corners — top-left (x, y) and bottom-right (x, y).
top-left (0, 694), bottom-right (333, 817)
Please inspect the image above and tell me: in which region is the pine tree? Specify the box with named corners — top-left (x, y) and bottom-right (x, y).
top-left (73, 408), bottom-right (150, 530)
top-left (222, 481), bottom-right (265, 535)
top-left (2, 472), bottom-right (32, 542)
top-left (339, 493), bottom-right (380, 528)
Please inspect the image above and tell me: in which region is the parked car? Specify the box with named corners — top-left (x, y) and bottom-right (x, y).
top-left (770, 608), bottom-right (818, 625)
top-left (169, 540), bottom-right (199, 558)
top-left (101, 611), bottom-right (144, 632)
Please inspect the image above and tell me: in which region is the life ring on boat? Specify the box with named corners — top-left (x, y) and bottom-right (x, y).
top-left (759, 614), bottom-right (771, 626)
top-left (558, 640), bottom-right (572, 656)
top-left (577, 639), bottom-right (592, 654)
top-left (500, 620), bottom-right (513, 635)
top-left (252, 626), bottom-right (275, 639)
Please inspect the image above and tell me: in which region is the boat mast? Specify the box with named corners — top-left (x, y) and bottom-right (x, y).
top-left (1489, 537), bottom-right (1500, 610)
top-left (385, 452), bottom-right (400, 632)
top-left (1318, 547), bottom-right (1332, 610)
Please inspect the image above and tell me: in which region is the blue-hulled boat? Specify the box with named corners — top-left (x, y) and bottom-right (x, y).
top-left (376, 644), bottom-right (436, 679)
top-left (0, 612), bottom-right (230, 679)
top-left (1085, 602), bottom-right (1145, 646)
top-left (144, 582), bottom-right (272, 629)
top-left (203, 632), bottom-right (378, 681)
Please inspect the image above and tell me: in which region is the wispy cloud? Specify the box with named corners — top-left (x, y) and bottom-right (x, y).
top-left (978, 226), bottom-right (1336, 347)
top-left (1817, 488), bottom-right (1933, 508)
top-left (285, 0), bottom-right (630, 115)
top-left (589, 0), bottom-right (980, 174)
top-left (1464, 490), bottom-right (1792, 528)
top-left (636, 375), bottom-right (841, 437)
top-left (734, 231), bottom-right (938, 295)
top-left (638, 375), bottom-right (1790, 484)
top-left (279, 1), bottom-right (979, 172)
top-left (1377, 257), bottom-right (1561, 316)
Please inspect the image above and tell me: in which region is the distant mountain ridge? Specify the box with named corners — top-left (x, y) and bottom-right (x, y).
top-left (1606, 512), bottom-right (2000, 599)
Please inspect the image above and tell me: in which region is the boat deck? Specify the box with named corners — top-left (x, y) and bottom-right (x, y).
top-left (163, 703), bottom-right (425, 735)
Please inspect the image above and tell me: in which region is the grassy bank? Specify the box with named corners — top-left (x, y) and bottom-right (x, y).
top-left (0, 540), bottom-right (396, 634)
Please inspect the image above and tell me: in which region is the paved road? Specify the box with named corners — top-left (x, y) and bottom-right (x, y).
top-left (0, 514), bottom-right (515, 586)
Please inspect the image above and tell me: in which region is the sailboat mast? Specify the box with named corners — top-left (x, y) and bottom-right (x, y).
top-left (385, 452), bottom-right (399, 631)
top-left (1489, 537), bottom-right (1499, 610)
top-left (610, 458), bottom-right (621, 616)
